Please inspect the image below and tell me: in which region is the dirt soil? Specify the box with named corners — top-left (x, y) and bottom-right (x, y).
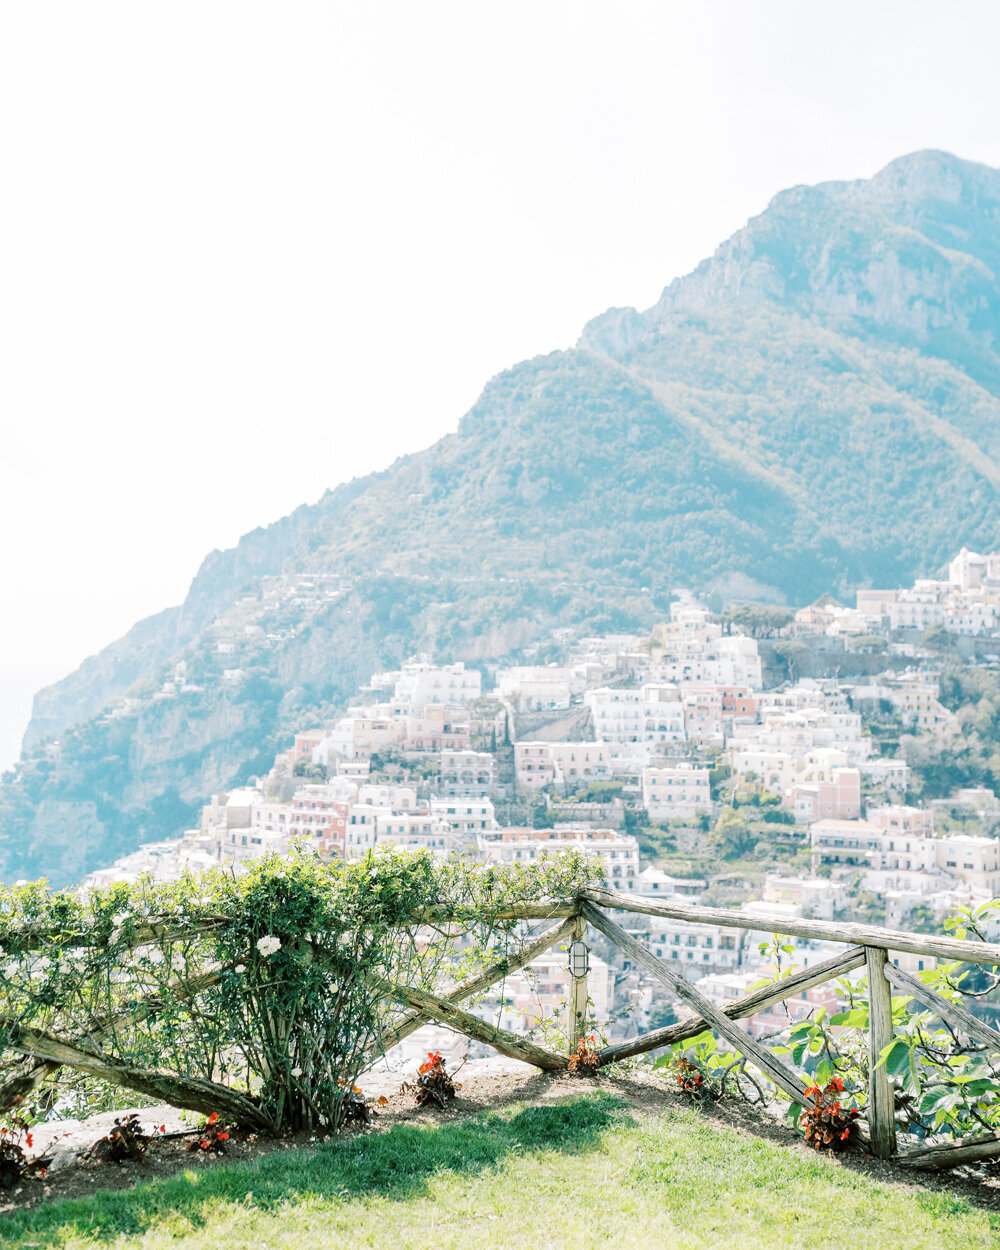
top-left (3, 1058), bottom-right (1000, 1217)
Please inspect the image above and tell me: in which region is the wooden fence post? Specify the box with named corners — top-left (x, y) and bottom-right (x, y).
top-left (568, 913), bottom-right (588, 1054)
top-left (866, 946), bottom-right (897, 1159)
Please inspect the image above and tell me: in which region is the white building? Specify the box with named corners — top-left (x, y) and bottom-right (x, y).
top-left (584, 685), bottom-right (686, 748)
top-left (641, 764), bottom-right (712, 821)
top-left (514, 740), bottom-right (611, 789)
top-left (439, 749), bottom-right (495, 797)
top-left (477, 827), bottom-right (641, 891)
top-left (495, 665), bottom-right (584, 712)
top-left (392, 659), bottom-right (481, 711)
top-left (429, 797), bottom-right (496, 836)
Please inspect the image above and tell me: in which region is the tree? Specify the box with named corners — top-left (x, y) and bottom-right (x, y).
top-left (720, 604), bottom-right (793, 639)
top-left (773, 639), bottom-right (807, 681)
top-left (847, 634), bottom-right (888, 653)
top-left (923, 623), bottom-right (955, 652)
top-left (709, 807), bottom-right (757, 860)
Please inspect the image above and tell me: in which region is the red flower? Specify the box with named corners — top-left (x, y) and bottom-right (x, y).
top-left (207, 1112), bottom-right (219, 1125)
top-left (25, 1133), bottom-right (32, 1149)
top-left (160, 1125), bottom-right (166, 1134)
top-left (217, 1132), bottom-right (229, 1141)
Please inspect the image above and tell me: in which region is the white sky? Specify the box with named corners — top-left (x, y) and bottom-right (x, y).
top-left (2, 0), bottom-right (999, 771)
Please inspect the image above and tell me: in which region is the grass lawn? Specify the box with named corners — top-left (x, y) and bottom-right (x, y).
top-left (0, 1093), bottom-right (996, 1249)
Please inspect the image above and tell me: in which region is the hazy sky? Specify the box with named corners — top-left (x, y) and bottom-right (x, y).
top-left (2, 0), bottom-right (1000, 771)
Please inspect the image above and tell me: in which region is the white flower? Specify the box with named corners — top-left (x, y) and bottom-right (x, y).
top-left (290, 1067), bottom-right (302, 1077)
top-left (256, 935), bottom-right (281, 957)
top-left (110, 929), bottom-right (122, 945)
top-left (4, 961), bottom-right (18, 977)
top-left (234, 964), bottom-right (246, 974)
top-left (112, 912), bottom-right (129, 926)
top-left (147, 949), bottom-right (164, 965)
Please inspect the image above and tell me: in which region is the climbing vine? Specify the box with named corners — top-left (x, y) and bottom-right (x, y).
top-left (0, 845), bottom-right (602, 1134)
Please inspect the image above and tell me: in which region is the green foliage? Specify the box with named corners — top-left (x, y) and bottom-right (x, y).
top-left (772, 640), bottom-right (807, 678)
top-left (708, 808), bottom-right (757, 860)
top-left (661, 901), bottom-right (1000, 1151)
top-left (719, 604), bottom-right (793, 638)
top-left (0, 849), bottom-right (604, 1134)
top-left (847, 634), bottom-right (888, 652)
top-left (923, 623), bottom-right (956, 651)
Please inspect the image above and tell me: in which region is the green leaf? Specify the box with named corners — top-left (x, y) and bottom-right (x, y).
top-left (830, 1008), bottom-right (868, 1028)
top-left (879, 1039), bottom-right (911, 1078)
top-left (921, 1087), bottom-right (962, 1115)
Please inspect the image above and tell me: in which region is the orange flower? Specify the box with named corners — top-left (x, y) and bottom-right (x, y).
top-left (377, 1096), bottom-right (388, 1107)
top-left (217, 1132), bottom-right (229, 1141)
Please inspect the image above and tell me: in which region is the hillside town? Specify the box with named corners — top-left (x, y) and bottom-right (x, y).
top-left (82, 548), bottom-right (1000, 1063)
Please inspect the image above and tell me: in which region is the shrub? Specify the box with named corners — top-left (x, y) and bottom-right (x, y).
top-left (0, 847), bottom-right (603, 1134)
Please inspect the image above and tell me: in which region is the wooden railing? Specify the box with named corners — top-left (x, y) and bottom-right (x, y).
top-left (4, 887), bottom-right (1000, 1168)
top-left (376, 886), bottom-right (1000, 1170)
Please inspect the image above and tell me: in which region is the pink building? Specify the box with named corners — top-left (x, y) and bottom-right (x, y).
top-left (680, 684), bottom-right (724, 742)
top-left (288, 786), bottom-right (349, 856)
top-left (791, 768), bottom-right (861, 823)
top-left (404, 704), bottom-right (472, 751)
top-left (720, 687), bottom-right (757, 724)
top-left (869, 805), bottom-right (934, 838)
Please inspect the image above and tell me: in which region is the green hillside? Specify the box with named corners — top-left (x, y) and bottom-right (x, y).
top-left (6, 149), bottom-right (1000, 884)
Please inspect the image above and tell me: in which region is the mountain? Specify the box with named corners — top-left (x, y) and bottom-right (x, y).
top-left (7, 148), bottom-right (1000, 886)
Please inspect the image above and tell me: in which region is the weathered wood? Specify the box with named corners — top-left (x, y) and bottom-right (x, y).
top-left (884, 963), bottom-right (1000, 1053)
top-left (901, 1131), bottom-right (1000, 1170)
top-left (0, 962), bottom-right (233, 1112)
top-left (2, 1019), bottom-right (274, 1131)
top-left (866, 946), bottom-right (897, 1160)
top-left (374, 976), bottom-right (568, 1071)
top-left (371, 916), bottom-right (577, 1054)
top-left (6, 919), bottom-right (228, 950)
top-left (580, 901), bottom-right (810, 1103)
top-left (579, 887), bottom-right (1000, 968)
top-left (568, 914), bottom-right (589, 1053)
top-left (598, 946), bottom-right (867, 1065)
top-left (405, 901), bottom-right (576, 924)
top-left (0, 1056), bottom-right (60, 1114)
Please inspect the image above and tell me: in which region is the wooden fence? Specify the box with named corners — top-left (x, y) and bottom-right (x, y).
top-left (3, 887), bottom-right (1000, 1168)
top-left (359, 885), bottom-right (1000, 1171)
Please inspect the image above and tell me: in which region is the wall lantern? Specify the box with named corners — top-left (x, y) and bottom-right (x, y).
top-left (568, 939), bottom-right (590, 979)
